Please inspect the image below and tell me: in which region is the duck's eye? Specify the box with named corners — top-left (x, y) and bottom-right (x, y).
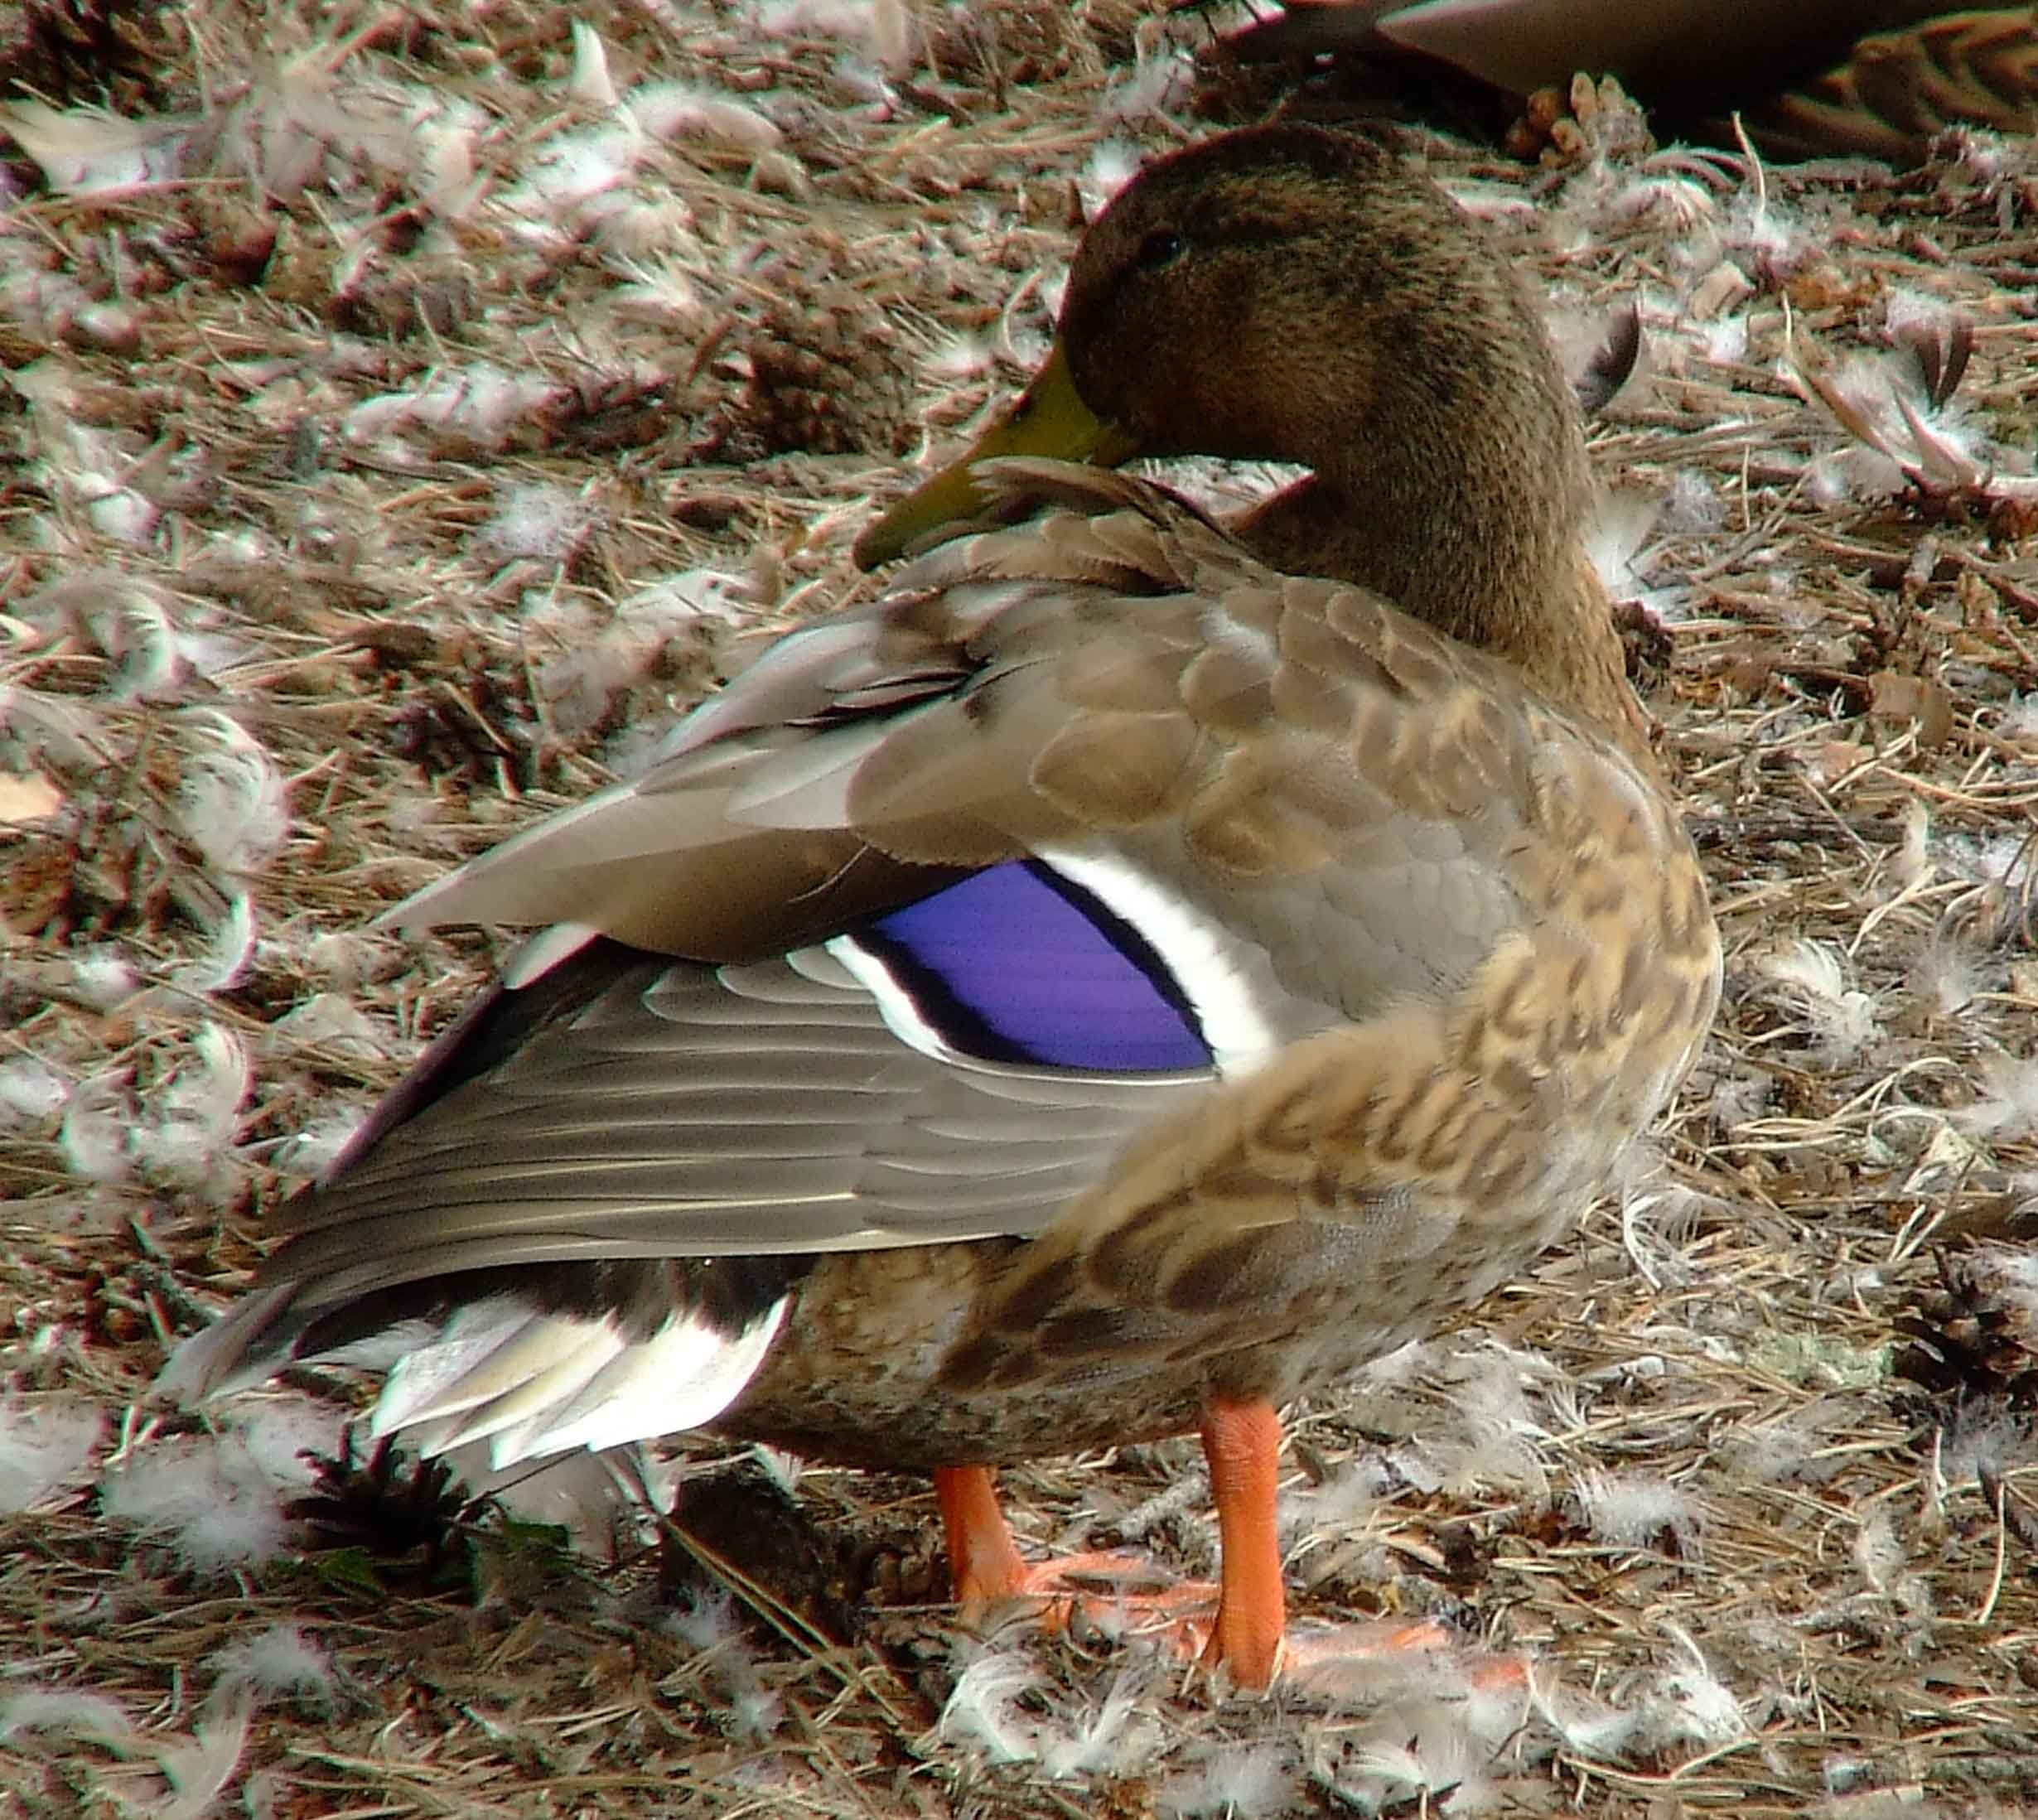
top-left (1134, 229), bottom-right (1183, 271)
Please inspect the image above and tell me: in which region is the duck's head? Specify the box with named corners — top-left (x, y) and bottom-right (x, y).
top-left (859, 125), bottom-right (1636, 746)
top-left (1057, 128), bottom-right (1565, 476)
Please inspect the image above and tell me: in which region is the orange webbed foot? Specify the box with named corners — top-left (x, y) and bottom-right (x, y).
top-left (934, 1410), bottom-right (1530, 1697)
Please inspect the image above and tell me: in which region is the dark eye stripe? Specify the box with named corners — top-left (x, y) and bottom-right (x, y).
top-left (848, 859), bottom-right (1213, 1073)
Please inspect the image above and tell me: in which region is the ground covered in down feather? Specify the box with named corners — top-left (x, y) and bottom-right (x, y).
top-left (4, 2), bottom-right (2038, 1815)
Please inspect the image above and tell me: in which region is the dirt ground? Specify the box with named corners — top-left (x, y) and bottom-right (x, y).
top-left (4, 3), bottom-right (2038, 1815)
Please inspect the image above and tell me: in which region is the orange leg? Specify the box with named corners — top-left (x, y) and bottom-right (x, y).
top-left (939, 1412), bottom-right (1291, 1689)
top-left (936, 1426), bottom-right (1513, 1697)
top-left (1198, 1394), bottom-right (1287, 1688)
top-left (1199, 1398), bottom-right (1528, 1700)
top-left (935, 1465), bottom-right (1031, 1607)
top-left (935, 1464), bottom-right (1173, 1611)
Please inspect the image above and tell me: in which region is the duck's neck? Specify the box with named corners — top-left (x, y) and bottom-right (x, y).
top-left (1234, 429), bottom-right (1649, 768)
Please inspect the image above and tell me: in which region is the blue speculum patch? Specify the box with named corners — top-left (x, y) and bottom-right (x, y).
top-left (852, 859), bottom-right (1213, 1071)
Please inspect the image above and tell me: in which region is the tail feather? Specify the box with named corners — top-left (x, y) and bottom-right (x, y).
top-left (159, 1281), bottom-right (791, 1472)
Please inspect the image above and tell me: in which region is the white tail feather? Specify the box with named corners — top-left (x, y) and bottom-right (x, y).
top-left (374, 1314), bottom-right (625, 1451)
top-left (491, 1296), bottom-right (788, 1461)
top-left (369, 1300), bottom-right (555, 1433)
top-left (367, 1296), bottom-right (791, 1468)
top-left (417, 1329), bottom-right (630, 1456)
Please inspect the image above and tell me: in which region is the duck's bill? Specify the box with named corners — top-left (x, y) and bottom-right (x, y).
top-left (852, 341), bottom-right (1142, 569)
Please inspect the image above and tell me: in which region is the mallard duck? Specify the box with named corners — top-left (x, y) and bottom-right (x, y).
top-left (162, 124), bottom-right (1722, 1689)
top-left (1227, 2), bottom-right (2038, 163)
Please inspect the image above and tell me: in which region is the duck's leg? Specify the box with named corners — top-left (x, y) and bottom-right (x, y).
top-left (1200, 1397), bottom-right (1530, 1701)
top-left (935, 1431), bottom-right (1499, 1697)
top-left (935, 1409), bottom-right (1323, 1692)
top-left (934, 1464), bottom-right (1032, 1605)
top-left (934, 1403), bottom-right (1344, 1691)
top-left (935, 1465), bottom-right (1174, 1603)
top-left (1197, 1394), bottom-right (1287, 1687)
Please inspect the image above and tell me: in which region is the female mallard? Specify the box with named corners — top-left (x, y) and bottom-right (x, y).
top-left (162, 124), bottom-right (1721, 1689)
top-left (1232, 2), bottom-right (2037, 163)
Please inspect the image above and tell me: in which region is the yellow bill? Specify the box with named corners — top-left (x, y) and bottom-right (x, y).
top-left (852, 341), bottom-right (1142, 570)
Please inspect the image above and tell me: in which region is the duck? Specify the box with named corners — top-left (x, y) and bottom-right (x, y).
top-left (1221, 2), bottom-right (2038, 163)
top-left (160, 123), bottom-right (1722, 1691)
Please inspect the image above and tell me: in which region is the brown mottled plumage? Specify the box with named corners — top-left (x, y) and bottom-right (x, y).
top-left (162, 127), bottom-right (1720, 1689)
top-left (1229, 2), bottom-right (2037, 164)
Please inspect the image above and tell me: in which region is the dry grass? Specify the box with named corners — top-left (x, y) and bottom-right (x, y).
top-left (5, 3), bottom-right (2038, 1815)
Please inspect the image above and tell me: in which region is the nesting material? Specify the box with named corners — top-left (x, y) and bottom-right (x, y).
top-left (4, 1), bottom-right (2038, 1815)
